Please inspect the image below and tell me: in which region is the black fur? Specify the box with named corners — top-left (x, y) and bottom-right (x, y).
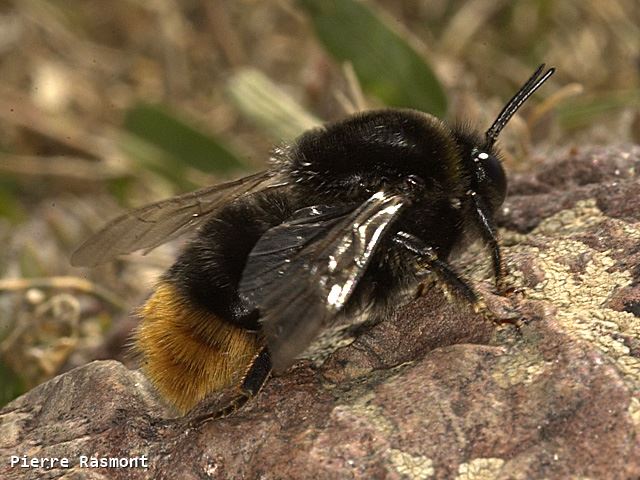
top-left (166, 191), bottom-right (295, 330)
top-left (167, 109), bottom-right (505, 331)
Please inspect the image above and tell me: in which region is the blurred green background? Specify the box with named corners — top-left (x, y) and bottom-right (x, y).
top-left (0, 0), bottom-right (638, 406)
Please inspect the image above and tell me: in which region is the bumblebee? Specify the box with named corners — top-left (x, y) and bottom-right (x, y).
top-left (72, 65), bottom-right (555, 415)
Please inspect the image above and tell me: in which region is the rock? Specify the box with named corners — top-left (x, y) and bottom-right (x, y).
top-left (2, 145), bottom-right (639, 480)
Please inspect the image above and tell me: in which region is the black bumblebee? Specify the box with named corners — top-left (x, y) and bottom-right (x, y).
top-left (72, 65), bottom-right (554, 415)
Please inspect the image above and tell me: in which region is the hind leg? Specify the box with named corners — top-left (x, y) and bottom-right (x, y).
top-left (189, 347), bottom-right (272, 425)
top-left (215, 347), bottom-right (272, 418)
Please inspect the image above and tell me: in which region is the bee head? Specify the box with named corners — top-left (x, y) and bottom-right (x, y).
top-left (455, 64), bottom-right (555, 211)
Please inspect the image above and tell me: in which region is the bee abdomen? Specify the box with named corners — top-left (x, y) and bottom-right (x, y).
top-left (136, 281), bottom-right (262, 414)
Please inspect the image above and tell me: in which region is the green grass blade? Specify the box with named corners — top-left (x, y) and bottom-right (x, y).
top-left (299, 0), bottom-right (447, 116)
top-left (227, 68), bottom-right (321, 141)
top-left (123, 104), bottom-right (246, 178)
top-left (558, 88), bottom-right (640, 130)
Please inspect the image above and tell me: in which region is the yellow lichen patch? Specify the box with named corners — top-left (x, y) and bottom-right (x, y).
top-left (629, 397), bottom-right (640, 429)
top-left (533, 199), bottom-right (606, 236)
top-left (333, 389), bottom-right (437, 478)
top-left (346, 393), bottom-right (396, 435)
top-left (388, 449), bottom-right (435, 480)
top-left (136, 281), bottom-right (262, 413)
top-left (492, 349), bottom-right (547, 388)
top-left (503, 199), bottom-right (640, 388)
top-left (456, 457), bottom-right (505, 480)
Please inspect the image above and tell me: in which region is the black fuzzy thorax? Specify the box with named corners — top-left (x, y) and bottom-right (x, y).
top-left (284, 109), bottom-right (476, 259)
top-left (282, 109), bottom-right (467, 202)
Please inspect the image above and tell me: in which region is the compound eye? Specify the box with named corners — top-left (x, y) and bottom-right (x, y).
top-left (475, 150), bottom-right (507, 208)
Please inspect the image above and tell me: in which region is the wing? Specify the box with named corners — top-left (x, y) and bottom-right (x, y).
top-left (238, 191), bottom-right (408, 371)
top-left (71, 170), bottom-right (284, 267)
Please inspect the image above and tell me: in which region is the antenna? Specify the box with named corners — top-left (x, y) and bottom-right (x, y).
top-left (485, 64), bottom-right (555, 147)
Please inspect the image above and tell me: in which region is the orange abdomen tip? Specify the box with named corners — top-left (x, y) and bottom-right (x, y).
top-left (136, 282), bottom-right (262, 414)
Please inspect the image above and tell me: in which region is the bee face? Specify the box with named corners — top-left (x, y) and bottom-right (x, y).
top-left (72, 65), bottom-right (555, 416)
top-left (473, 148), bottom-right (508, 210)
top-left (452, 127), bottom-right (508, 212)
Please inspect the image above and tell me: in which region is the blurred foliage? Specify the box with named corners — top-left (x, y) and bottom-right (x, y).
top-left (123, 103), bottom-right (246, 181)
top-left (0, 0), bottom-right (638, 406)
top-left (0, 360), bottom-right (25, 407)
top-left (299, 0), bottom-right (447, 116)
top-left (558, 88), bottom-right (640, 130)
top-left (227, 68), bottom-right (321, 141)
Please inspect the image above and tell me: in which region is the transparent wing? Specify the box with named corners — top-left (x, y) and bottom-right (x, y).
top-left (238, 191), bottom-right (408, 371)
top-left (72, 170), bottom-right (284, 267)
